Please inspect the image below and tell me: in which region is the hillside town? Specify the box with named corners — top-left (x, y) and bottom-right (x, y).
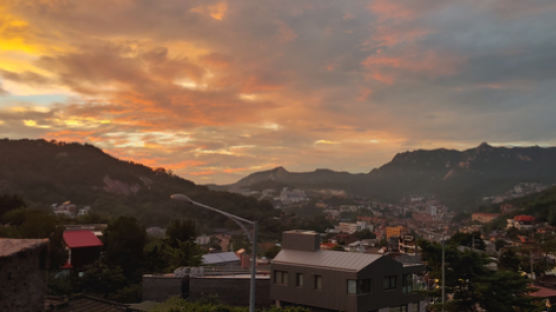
top-left (2, 177), bottom-right (556, 311)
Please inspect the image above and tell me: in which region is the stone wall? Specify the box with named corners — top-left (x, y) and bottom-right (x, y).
top-left (0, 246), bottom-right (48, 312)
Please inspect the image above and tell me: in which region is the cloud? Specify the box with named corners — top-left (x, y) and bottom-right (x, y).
top-left (1, 0), bottom-right (556, 183)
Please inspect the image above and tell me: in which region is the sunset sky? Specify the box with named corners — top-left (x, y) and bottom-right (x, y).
top-left (1, 0), bottom-right (556, 184)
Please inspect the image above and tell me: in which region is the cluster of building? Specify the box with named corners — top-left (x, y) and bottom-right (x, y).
top-left (482, 182), bottom-right (550, 204)
top-left (51, 201), bottom-right (91, 218)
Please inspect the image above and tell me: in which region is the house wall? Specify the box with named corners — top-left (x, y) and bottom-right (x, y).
top-left (270, 263), bottom-right (358, 312)
top-left (271, 257), bottom-right (424, 312)
top-left (0, 246), bottom-right (47, 312)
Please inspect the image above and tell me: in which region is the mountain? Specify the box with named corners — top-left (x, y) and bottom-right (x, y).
top-left (213, 166), bottom-right (366, 193)
top-left (216, 143), bottom-right (556, 209)
top-left (0, 139), bottom-right (275, 227)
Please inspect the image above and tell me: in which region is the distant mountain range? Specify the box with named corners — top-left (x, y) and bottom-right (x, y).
top-left (213, 143), bottom-right (556, 210)
top-left (0, 139), bottom-right (275, 227)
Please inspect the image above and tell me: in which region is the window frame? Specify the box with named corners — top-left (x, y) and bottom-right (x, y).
top-left (274, 270), bottom-right (288, 286)
top-left (296, 273), bottom-right (304, 287)
top-left (383, 275), bottom-right (397, 290)
top-left (347, 278), bottom-right (371, 295)
top-left (314, 274), bottom-right (323, 290)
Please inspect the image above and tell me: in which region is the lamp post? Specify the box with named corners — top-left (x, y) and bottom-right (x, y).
top-left (170, 193), bottom-right (258, 312)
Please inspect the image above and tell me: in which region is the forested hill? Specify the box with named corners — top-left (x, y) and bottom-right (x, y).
top-left (217, 143), bottom-right (556, 210)
top-left (0, 139), bottom-right (275, 227)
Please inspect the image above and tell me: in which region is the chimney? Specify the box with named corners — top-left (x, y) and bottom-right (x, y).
top-left (282, 230), bottom-right (320, 251)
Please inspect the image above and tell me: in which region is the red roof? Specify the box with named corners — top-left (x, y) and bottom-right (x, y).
top-left (514, 215), bottom-right (535, 222)
top-left (63, 230), bottom-right (103, 248)
top-left (530, 285), bottom-right (556, 298)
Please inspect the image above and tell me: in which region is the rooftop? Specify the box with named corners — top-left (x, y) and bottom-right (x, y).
top-left (272, 249), bottom-right (383, 272)
top-left (63, 230), bottom-right (103, 248)
top-left (202, 251), bottom-right (240, 265)
top-left (0, 238), bottom-right (49, 258)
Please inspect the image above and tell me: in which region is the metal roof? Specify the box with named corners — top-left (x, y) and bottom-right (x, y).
top-left (0, 238), bottom-right (48, 258)
top-left (63, 230), bottom-right (103, 248)
top-left (202, 251), bottom-right (240, 265)
top-left (272, 249), bottom-right (383, 272)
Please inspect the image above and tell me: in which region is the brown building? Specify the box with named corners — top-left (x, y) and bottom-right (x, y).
top-left (270, 231), bottom-right (427, 312)
top-left (0, 238), bottom-right (49, 312)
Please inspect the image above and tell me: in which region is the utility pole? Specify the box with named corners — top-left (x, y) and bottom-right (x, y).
top-left (441, 237), bottom-right (445, 312)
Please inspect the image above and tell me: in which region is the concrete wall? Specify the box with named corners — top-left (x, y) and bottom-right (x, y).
top-left (142, 275), bottom-right (188, 301)
top-left (0, 246), bottom-right (47, 312)
top-left (189, 276), bottom-right (271, 306)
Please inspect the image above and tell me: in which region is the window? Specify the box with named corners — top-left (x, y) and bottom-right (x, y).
top-left (347, 279), bottom-right (371, 295)
top-left (296, 273), bottom-right (304, 287)
top-left (314, 275), bottom-right (322, 290)
top-left (274, 270), bottom-right (288, 286)
top-left (402, 274), bottom-right (413, 294)
top-left (383, 275), bottom-right (397, 290)
top-left (347, 280), bottom-right (357, 294)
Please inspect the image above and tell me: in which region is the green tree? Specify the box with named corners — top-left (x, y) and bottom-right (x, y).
top-left (166, 219), bottom-right (197, 248)
top-left (104, 216), bottom-right (146, 283)
top-left (354, 229), bottom-right (376, 240)
top-left (420, 240), bottom-right (538, 312)
top-left (0, 194), bottom-right (25, 220)
top-left (448, 231), bottom-right (485, 250)
top-left (498, 248), bottom-right (520, 272)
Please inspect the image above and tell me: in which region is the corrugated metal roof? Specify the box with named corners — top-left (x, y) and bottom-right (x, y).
top-left (202, 251), bottom-right (240, 265)
top-left (0, 238), bottom-right (48, 258)
top-left (272, 249), bottom-right (383, 272)
top-left (63, 230), bottom-right (103, 248)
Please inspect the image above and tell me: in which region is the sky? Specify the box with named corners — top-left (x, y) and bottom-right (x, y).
top-left (1, 0), bottom-right (556, 184)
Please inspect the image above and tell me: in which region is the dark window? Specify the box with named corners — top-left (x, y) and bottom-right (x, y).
top-left (274, 270), bottom-right (288, 286)
top-left (347, 279), bottom-right (371, 295)
top-left (296, 273), bottom-right (304, 287)
top-left (402, 274), bottom-right (413, 294)
top-left (314, 275), bottom-right (322, 290)
top-left (383, 275), bottom-right (397, 290)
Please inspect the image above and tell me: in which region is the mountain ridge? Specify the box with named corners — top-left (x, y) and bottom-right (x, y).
top-left (0, 138), bottom-right (276, 228)
top-left (214, 143), bottom-right (556, 209)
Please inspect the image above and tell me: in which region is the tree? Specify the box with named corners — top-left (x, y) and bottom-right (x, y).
top-left (103, 216), bottom-right (146, 283)
top-left (420, 240), bottom-right (539, 311)
top-left (448, 232), bottom-right (485, 250)
top-left (474, 271), bottom-right (537, 312)
top-left (498, 248), bottom-right (520, 272)
top-left (0, 194), bottom-right (25, 219)
top-left (166, 219), bottom-right (197, 248)
top-left (354, 229), bottom-right (376, 240)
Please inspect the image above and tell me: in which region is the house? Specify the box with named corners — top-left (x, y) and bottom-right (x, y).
top-left (0, 238), bottom-right (49, 312)
top-left (270, 230), bottom-right (427, 312)
top-left (62, 230), bottom-right (103, 268)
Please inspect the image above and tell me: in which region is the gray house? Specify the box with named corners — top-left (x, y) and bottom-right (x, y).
top-left (270, 230), bottom-right (427, 312)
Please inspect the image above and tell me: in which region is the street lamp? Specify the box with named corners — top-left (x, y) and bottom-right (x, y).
top-left (170, 193), bottom-right (258, 312)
